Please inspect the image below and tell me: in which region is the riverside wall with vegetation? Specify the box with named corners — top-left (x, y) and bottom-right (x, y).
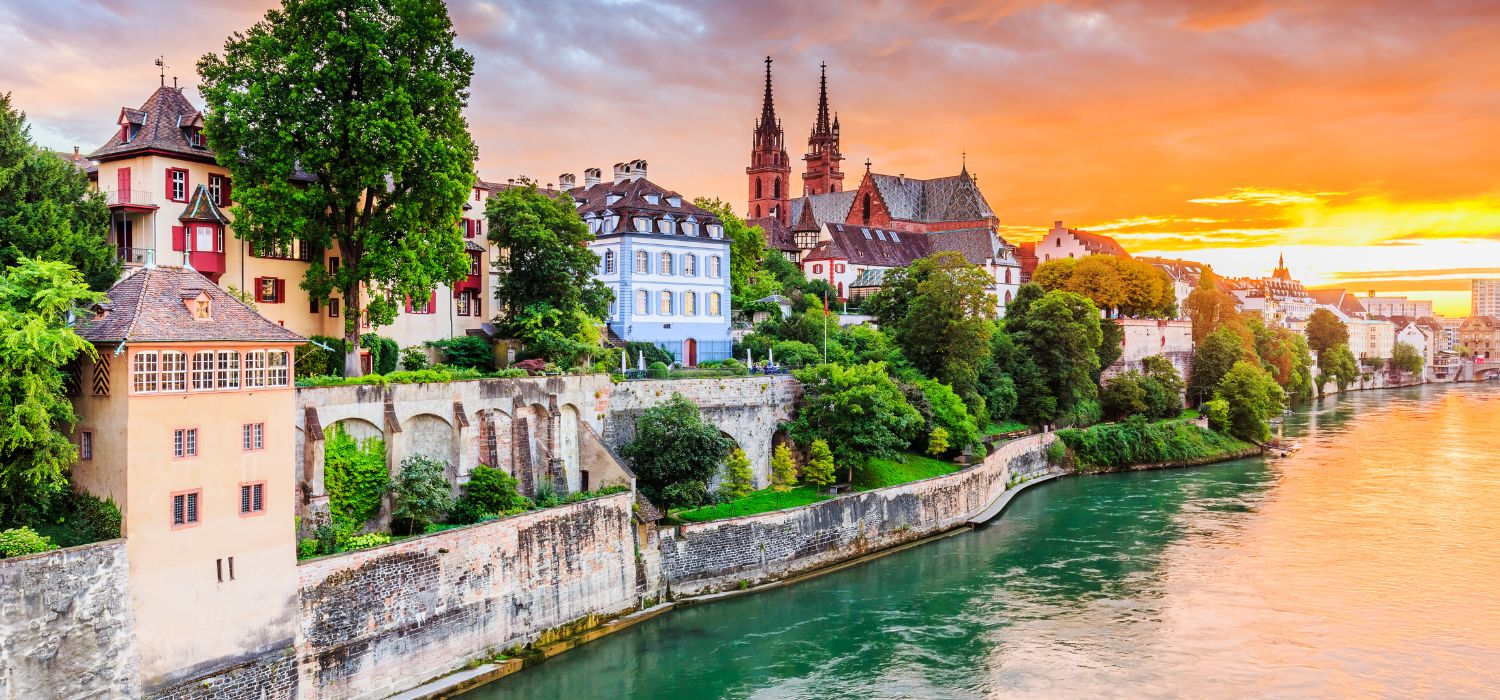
top-left (1055, 418), bottom-right (1259, 473)
top-left (658, 434), bottom-right (1054, 597)
top-left (292, 492), bottom-right (636, 700)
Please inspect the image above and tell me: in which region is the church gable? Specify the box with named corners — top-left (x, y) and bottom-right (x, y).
top-left (844, 172), bottom-right (899, 229)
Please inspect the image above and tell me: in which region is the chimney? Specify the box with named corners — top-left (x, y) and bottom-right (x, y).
top-left (630, 159), bottom-right (648, 181)
top-left (1054, 220), bottom-right (1063, 228)
top-left (612, 162), bottom-right (629, 184)
top-left (72, 146), bottom-right (79, 163)
top-left (584, 167), bottom-right (602, 187)
top-left (558, 173), bottom-right (576, 190)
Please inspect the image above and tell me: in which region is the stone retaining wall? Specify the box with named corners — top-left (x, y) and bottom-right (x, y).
top-left (0, 539), bottom-right (140, 700)
top-left (659, 434), bottom-right (1053, 596)
top-left (294, 492), bottom-right (636, 700)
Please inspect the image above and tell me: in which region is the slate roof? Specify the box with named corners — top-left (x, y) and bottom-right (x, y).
top-left (89, 86), bottom-right (214, 162)
top-left (568, 177), bottom-right (717, 222)
top-left (77, 266), bottom-right (305, 344)
top-left (925, 228), bottom-right (1004, 266)
top-left (747, 216), bottom-right (798, 252)
top-left (869, 170), bottom-right (995, 223)
top-left (1308, 288), bottom-right (1367, 317)
top-left (803, 223), bottom-right (930, 266)
top-left (178, 184), bottom-right (230, 224)
top-left (634, 493), bottom-right (664, 522)
top-left (1066, 228), bottom-right (1130, 257)
top-left (787, 190), bottom-right (856, 228)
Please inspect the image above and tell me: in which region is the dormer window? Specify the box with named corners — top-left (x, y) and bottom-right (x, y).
top-left (606, 193), bottom-right (622, 205)
top-left (707, 224), bottom-right (723, 239)
top-left (682, 217), bottom-right (698, 236)
top-left (668, 196), bottom-right (682, 207)
top-left (644, 193), bottom-right (660, 205)
top-left (186, 128), bottom-right (205, 148)
top-left (634, 216), bottom-right (652, 233)
top-left (658, 217), bottom-right (675, 234)
top-left (194, 300), bottom-right (212, 320)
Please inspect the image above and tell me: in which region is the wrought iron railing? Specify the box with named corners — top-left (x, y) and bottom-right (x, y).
top-left (103, 189), bottom-right (155, 206)
top-left (116, 247), bottom-right (153, 265)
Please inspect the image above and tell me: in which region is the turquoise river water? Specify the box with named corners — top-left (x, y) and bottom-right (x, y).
top-left (467, 383), bottom-right (1500, 698)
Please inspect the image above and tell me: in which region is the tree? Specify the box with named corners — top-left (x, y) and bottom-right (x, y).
top-left (1096, 318), bottom-right (1125, 382)
top-left (0, 94), bottom-right (118, 292)
top-left (926, 427), bottom-right (951, 456)
top-left (0, 258), bottom-right (103, 526)
top-left (390, 455), bottom-right (454, 533)
top-left (1101, 371), bottom-right (1150, 419)
top-left (1189, 328), bottom-right (1247, 405)
top-left (990, 319), bottom-right (1056, 426)
top-left (488, 181), bottom-right (611, 366)
top-left (621, 394), bottom-right (734, 509)
top-left (866, 251), bottom-right (995, 400)
top-left (695, 197), bottom-right (766, 301)
top-left (914, 378), bottom-right (981, 455)
top-left (770, 443), bottom-right (800, 492)
top-left (803, 439), bottom-right (836, 488)
top-left (1141, 354), bottom-right (1185, 418)
top-left (451, 465), bottom-right (531, 523)
top-left (1391, 341), bottom-right (1424, 376)
top-left (198, 0), bottom-right (477, 375)
top-left (1214, 361), bottom-right (1286, 443)
top-left (1305, 308), bottom-right (1349, 355)
top-left (1033, 256), bottom-right (1175, 318)
top-left (1317, 344), bottom-right (1359, 394)
top-left (1184, 267), bottom-right (1240, 343)
top-left (789, 362), bottom-right (924, 471)
top-left (1004, 287), bottom-right (1103, 419)
top-left (720, 448), bottom-right (755, 511)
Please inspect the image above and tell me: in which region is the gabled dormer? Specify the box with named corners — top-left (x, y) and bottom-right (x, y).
top-left (117, 108), bottom-right (146, 144)
top-left (178, 111), bottom-right (207, 149)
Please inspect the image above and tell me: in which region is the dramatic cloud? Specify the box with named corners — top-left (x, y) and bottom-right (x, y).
top-left (4, 0), bottom-right (1498, 314)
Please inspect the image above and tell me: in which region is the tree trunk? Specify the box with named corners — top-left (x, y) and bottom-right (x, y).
top-left (343, 277), bottom-right (362, 376)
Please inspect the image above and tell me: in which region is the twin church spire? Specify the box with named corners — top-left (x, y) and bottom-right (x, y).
top-left (746, 57), bottom-right (845, 224)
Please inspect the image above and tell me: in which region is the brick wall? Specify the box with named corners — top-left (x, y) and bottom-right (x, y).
top-left (659, 434), bottom-right (1053, 596)
top-left (145, 646), bottom-right (296, 700)
top-left (294, 492), bottom-right (636, 700)
top-left (0, 539), bottom-right (141, 699)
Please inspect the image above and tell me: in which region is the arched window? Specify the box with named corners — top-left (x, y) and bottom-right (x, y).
top-left (708, 292), bottom-right (721, 316)
top-left (755, 205), bottom-right (761, 218)
top-left (862, 193), bottom-right (871, 223)
top-left (1005, 290), bottom-right (1013, 304)
top-left (1004, 267), bottom-right (1012, 284)
top-left (684, 291), bottom-right (697, 316)
top-left (837, 282), bottom-right (843, 296)
top-left (603, 249), bottom-right (615, 274)
top-left (635, 251), bottom-right (649, 273)
top-left (756, 178), bottom-right (763, 199)
top-left (659, 291), bottom-right (673, 315)
top-left (684, 255), bottom-right (696, 276)
top-left (773, 178), bottom-right (781, 199)
top-left (636, 289), bottom-right (649, 314)
top-left (660, 252), bottom-right (673, 275)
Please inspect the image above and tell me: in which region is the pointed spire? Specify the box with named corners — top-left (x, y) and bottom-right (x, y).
top-left (961, 150), bottom-right (968, 176)
top-left (758, 56), bottom-right (776, 130)
top-left (815, 61), bottom-right (832, 135)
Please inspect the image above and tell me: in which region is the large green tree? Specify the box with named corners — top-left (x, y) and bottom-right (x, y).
top-left (694, 197), bottom-right (766, 302)
top-left (789, 362), bottom-right (924, 470)
top-left (1188, 328), bottom-right (1247, 405)
top-left (621, 394), bottom-right (734, 509)
top-left (0, 258), bottom-right (103, 526)
top-left (1004, 285), bottom-right (1103, 421)
top-left (866, 251), bottom-right (995, 401)
top-left (1032, 255), bottom-right (1176, 318)
top-left (487, 181), bottom-right (610, 367)
top-left (1317, 343), bottom-right (1359, 394)
top-left (198, 0), bottom-right (477, 375)
top-left (1305, 308), bottom-right (1349, 355)
top-left (1214, 361), bottom-right (1286, 443)
top-left (0, 95), bottom-right (118, 291)
top-left (1184, 266), bottom-right (1241, 343)
top-left (1391, 341), bottom-right (1424, 376)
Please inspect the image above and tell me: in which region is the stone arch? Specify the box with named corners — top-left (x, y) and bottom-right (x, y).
top-left (329, 417), bottom-right (382, 444)
top-left (559, 404), bottom-right (582, 492)
top-left (468, 407), bottom-right (513, 476)
top-left (402, 413), bottom-right (456, 482)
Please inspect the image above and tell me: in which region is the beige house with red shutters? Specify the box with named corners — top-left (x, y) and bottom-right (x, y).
top-left (70, 265), bottom-right (304, 689)
top-left (87, 82), bottom-right (494, 367)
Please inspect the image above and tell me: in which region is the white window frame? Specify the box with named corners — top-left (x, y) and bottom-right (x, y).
top-left (217, 350), bottom-right (241, 389)
top-left (245, 351), bottom-right (268, 388)
top-left (267, 350), bottom-right (289, 387)
top-left (191, 351), bottom-right (215, 391)
top-left (162, 352), bottom-right (188, 393)
top-left (684, 255), bottom-right (696, 276)
top-left (133, 351), bottom-right (159, 393)
top-left (603, 249), bottom-right (615, 274)
top-left (659, 291), bottom-right (673, 315)
top-left (635, 250), bottom-right (649, 274)
top-left (709, 292), bottom-right (722, 316)
top-left (660, 252), bottom-right (673, 276)
top-left (636, 289), bottom-right (649, 315)
top-left (708, 256), bottom-right (722, 278)
top-left (684, 291), bottom-right (697, 316)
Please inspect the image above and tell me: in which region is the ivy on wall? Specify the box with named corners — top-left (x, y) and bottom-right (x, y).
top-left (324, 424), bottom-right (389, 533)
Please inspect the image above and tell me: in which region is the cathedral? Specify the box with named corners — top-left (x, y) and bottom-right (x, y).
top-left (745, 58), bottom-right (1019, 312)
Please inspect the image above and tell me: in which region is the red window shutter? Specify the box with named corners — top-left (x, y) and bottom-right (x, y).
top-left (275, 278), bottom-right (285, 303)
top-left (405, 295), bottom-right (413, 313)
top-left (223, 177), bottom-right (232, 206)
top-left (172, 226), bottom-right (185, 251)
top-left (429, 290), bottom-right (437, 313)
top-left (117, 168), bottom-right (131, 198)
top-left (165, 168), bottom-right (173, 199)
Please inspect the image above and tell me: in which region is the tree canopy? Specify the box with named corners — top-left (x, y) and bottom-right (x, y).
top-left (0, 94), bottom-right (118, 291)
top-left (621, 394), bottom-right (735, 508)
top-left (1214, 361), bottom-right (1286, 443)
top-left (487, 181), bottom-right (610, 367)
top-left (1183, 267), bottom-right (1241, 343)
top-left (0, 258), bottom-right (104, 526)
top-left (197, 0), bottom-right (477, 374)
top-left (1305, 308), bottom-right (1349, 354)
top-left (866, 251), bottom-right (996, 402)
top-left (1004, 286), bottom-right (1103, 421)
top-left (1189, 328), bottom-right (1248, 405)
top-left (1391, 341), bottom-right (1424, 376)
top-left (789, 362), bottom-right (924, 470)
top-left (1032, 255), bottom-right (1176, 318)
top-left (1317, 343), bottom-right (1359, 394)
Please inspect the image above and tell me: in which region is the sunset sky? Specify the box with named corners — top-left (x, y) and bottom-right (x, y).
top-left (4, 0), bottom-right (1498, 316)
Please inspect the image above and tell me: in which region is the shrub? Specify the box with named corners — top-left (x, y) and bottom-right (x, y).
top-left (297, 538), bottom-right (319, 559)
top-left (1044, 439), bottom-right (1069, 466)
top-left (1204, 398), bottom-right (1231, 433)
top-left (1214, 361), bottom-right (1286, 443)
top-left (297, 335), bottom-right (347, 378)
top-left (1058, 399), bottom-right (1103, 428)
top-left (323, 425), bottom-right (389, 533)
top-left (513, 358), bottom-right (547, 375)
top-left (802, 438), bottom-right (837, 487)
top-left (647, 360), bottom-right (670, 378)
top-left (621, 394), bottom-right (734, 509)
top-left (1102, 371), bottom-right (1150, 419)
top-left (390, 455), bottom-right (454, 534)
top-left (534, 481), bottom-right (560, 508)
top-left (624, 341), bottom-right (675, 368)
top-left (361, 334), bottom-right (399, 375)
top-left (451, 465), bottom-right (532, 523)
top-left (314, 524), bottom-right (339, 555)
top-left (492, 368), bottom-right (529, 378)
top-left (339, 533), bottom-right (392, 552)
top-left (1056, 416), bottom-right (1251, 472)
top-left (927, 427), bottom-right (950, 456)
top-left (71, 493), bottom-right (121, 541)
top-left (0, 527), bottom-right (56, 558)
top-left (400, 345), bottom-right (430, 371)
top-left (771, 339), bottom-right (822, 367)
top-left (428, 335), bottom-right (494, 371)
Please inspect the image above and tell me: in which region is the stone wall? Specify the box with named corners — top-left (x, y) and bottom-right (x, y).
top-left (659, 434), bottom-right (1053, 596)
top-left (294, 492), bottom-right (637, 700)
top-left (0, 539), bottom-right (140, 700)
top-left (604, 376), bottom-right (800, 486)
top-left (145, 646), bottom-right (296, 700)
top-left (1102, 318), bottom-right (1194, 382)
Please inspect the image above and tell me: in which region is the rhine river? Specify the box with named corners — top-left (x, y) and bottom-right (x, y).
top-left (468, 383), bottom-right (1500, 698)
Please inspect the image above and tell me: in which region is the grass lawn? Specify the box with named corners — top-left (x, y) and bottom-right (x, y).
top-left (1178, 409), bottom-right (1201, 420)
top-left (983, 420), bottom-right (1030, 436)
top-left (675, 484), bottom-right (832, 522)
top-left (854, 452), bottom-right (962, 490)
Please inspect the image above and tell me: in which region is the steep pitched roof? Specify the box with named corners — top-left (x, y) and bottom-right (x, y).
top-left (178, 184), bottom-right (230, 224)
top-left (1067, 228), bottom-right (1129, 257)
top-left (787, 190), bottom-right (856, 228)
top-left (77, 266), bottom-right (305, 344)
top-left (925, 228), bottom-right (1002, 266)
top-left (568, 177), bottom-right (716, 221)
top-left (869, 171), bottom-right (995, 223)
top-left (89, 86), bottom-right (214, 162)
top-left (804, 224), bottom-right (932, 266)
top-left (747, 216), bottom-right (798, 252)
top-left (1308, 288), bottom-right (1366, 317)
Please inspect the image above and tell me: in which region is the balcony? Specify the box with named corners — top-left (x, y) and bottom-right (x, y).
top-left (102, 189), bottom-right (158, 210)
top-left (116, 247), bottom-right (154, 265)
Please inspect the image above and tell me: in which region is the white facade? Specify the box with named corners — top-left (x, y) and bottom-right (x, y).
top-left (1361, 295), bottom-right (1434, 319)
top-left (1347, 318), bottom-right (1396, 361)
top-left (1473, 279), bottom-right (1500, 318)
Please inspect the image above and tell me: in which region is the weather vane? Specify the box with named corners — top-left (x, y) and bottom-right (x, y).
top-left (155, 56), bottom-right (166, 86)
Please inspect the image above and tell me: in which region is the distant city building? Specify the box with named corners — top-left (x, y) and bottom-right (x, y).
top-left (1473, 279), bottom-right (1500, 318)
top-left (1034, 221), bottom-right (1130, 267)
top-left (1231, 254), bottom-right (1319, 329)
top-left (572, 160), bottom-right (732, 365)
top-left (1360, 293), bottom-right (1433, 319)
top-left (1135, 257), bottom-right (1210, 320)
top-left (1459, 315), bottom-right (1500, 360)
top-left (1347, 318), bottom-right (1397, 361)
top-left (1436, 315), bottom-right (1465, 353)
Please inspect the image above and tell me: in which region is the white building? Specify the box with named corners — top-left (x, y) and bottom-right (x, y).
top-left (1360, 294), bottom-right (1434, 319)
top-left (1473, 279), bottom-right (1500, 318)
top-left (1035, 220), bottom-right (1130, 265)
top-left (1347, 318), bottom-right (1396, 362)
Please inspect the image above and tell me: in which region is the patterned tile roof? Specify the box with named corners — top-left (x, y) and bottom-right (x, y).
top-left (89, 86), bottom-right (214, 162)
top-left (925, 227), bottom-right (1004, 266)
top-left (787, 190), bottom-right (856, 228)
top-left (747, 216), bottom-right (799, 252)
top-left (77, 266), bottom-right (305, 344)
top-left (804, 224), bottom-right (931, 266)
top-left (178, 184), bottom-right (230, 224)
top-left (568, 177), bottom-right (717, 221)
top-left (870, 170), bottom-right (994, 223)
top-left (1068, 228), bottom-right (1130, 257)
